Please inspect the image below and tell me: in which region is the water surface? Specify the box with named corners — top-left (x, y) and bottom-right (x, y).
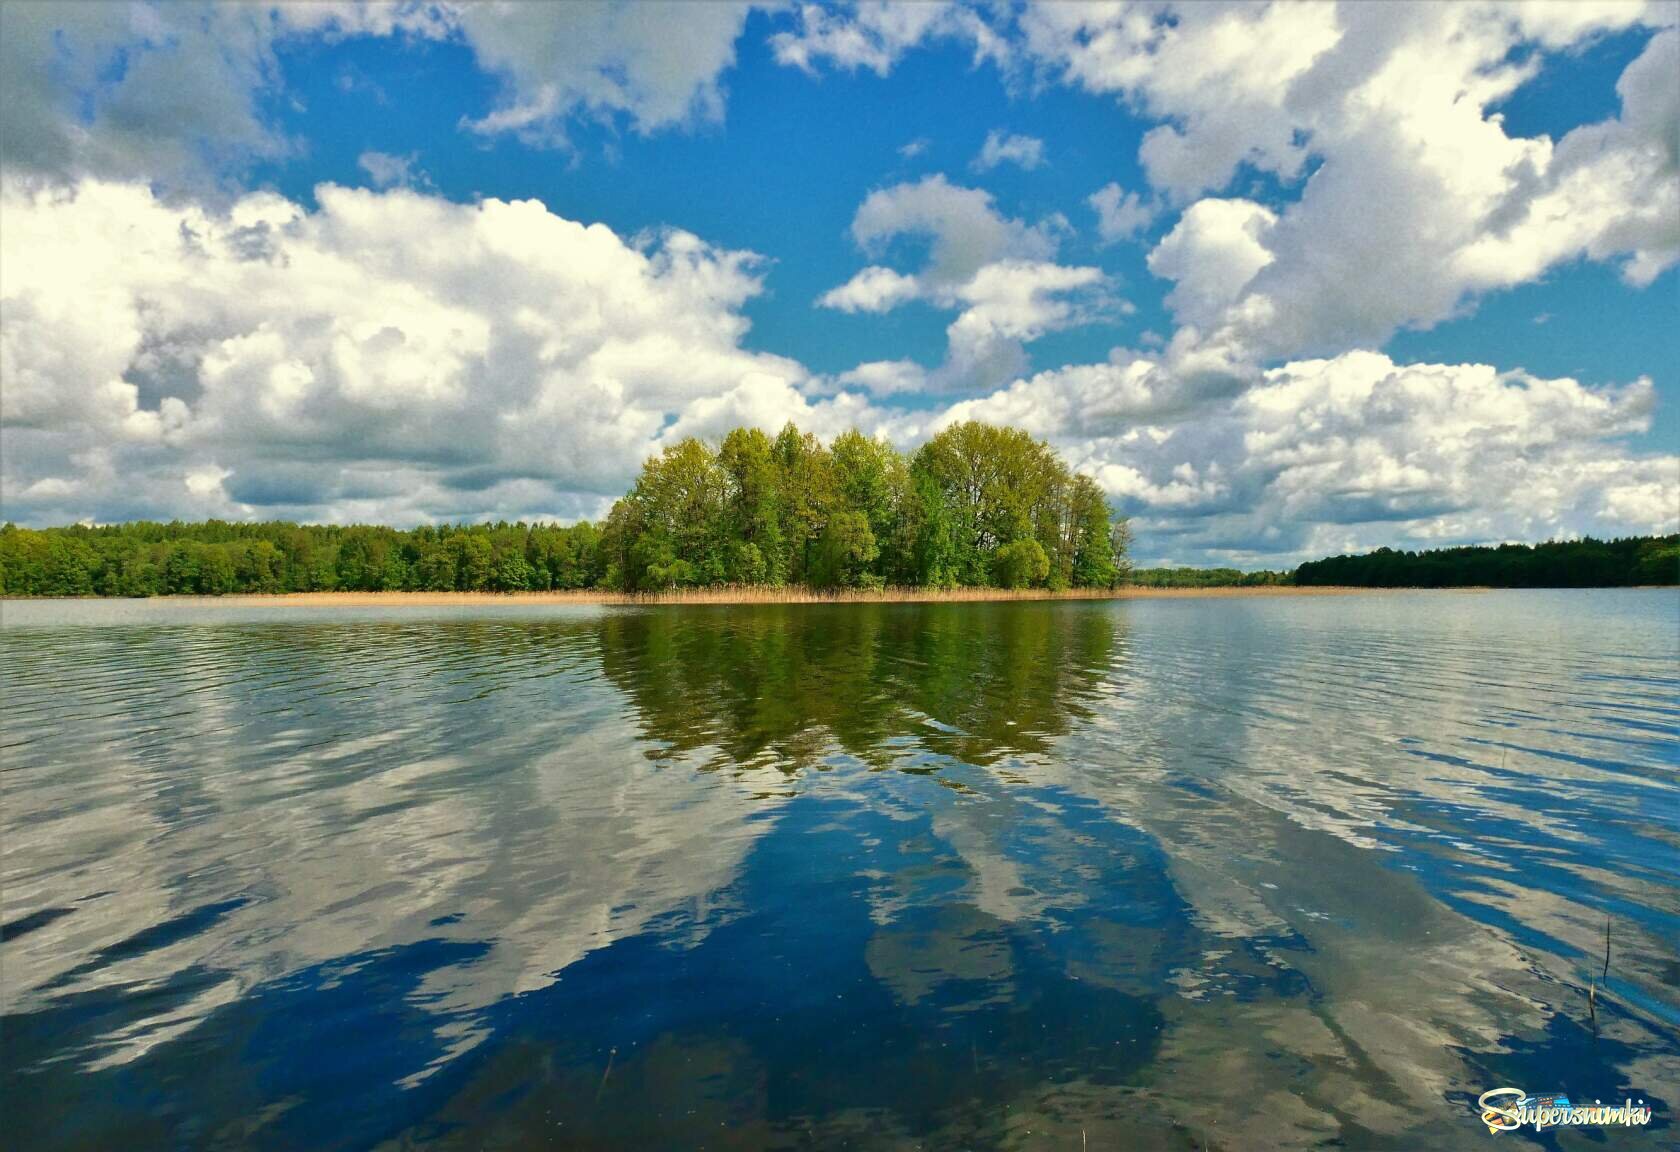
top-left (3, 592), bottom-right (1676, 1149)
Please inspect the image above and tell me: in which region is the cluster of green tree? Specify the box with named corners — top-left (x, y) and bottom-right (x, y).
top-left (0, 421), bottom-right (1129, 597)
top-left (1128, 567), bottom-right (1293, 588)
top-left (0, 519), bottom-right (605, 597)
top-left (596, 422), bottom-right (1126, 591)
top-left (1293, 536), bottom-right (1679, 587)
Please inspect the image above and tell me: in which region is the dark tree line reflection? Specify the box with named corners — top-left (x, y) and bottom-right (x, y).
top-left (594, 601), bottom-right (1122, 773)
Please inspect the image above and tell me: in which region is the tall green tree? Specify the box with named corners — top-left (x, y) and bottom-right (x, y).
top-left (719, 427), bottom-right (786, 584)
top-left (1070, 476), bottom-right (1120, 589)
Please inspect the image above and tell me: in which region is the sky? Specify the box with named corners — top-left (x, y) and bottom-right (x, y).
top-left (1, 1), bottom-right (1676, 566)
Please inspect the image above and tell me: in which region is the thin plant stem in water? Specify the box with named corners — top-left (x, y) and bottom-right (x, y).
top-left (1604, 914), bottom-right (1612, 985)
top-left (596, 1046), bottom-right (616, 1102)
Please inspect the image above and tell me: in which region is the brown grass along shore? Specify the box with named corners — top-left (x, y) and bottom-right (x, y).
top-left (89, 584), bottom-right (1387, 607)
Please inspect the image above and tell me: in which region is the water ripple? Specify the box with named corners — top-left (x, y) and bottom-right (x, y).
top-left (2, 592), bottom-right (1675, 1150)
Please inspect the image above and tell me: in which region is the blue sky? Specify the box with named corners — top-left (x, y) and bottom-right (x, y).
top-left (253, 20), bottom-right (1164, 384)
top-left (1, 2), bottom-right (1676, 564)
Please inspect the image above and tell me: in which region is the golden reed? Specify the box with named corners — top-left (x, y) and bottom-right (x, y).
top-left (180, 584), bottom-right (1380, 607)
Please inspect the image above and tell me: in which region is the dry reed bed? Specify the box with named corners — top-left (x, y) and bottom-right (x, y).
top-left (164, 584), bottom-right (1383, 608)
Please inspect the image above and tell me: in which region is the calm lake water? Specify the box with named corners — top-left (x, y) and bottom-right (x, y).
top-left (3, 592), bottom-right (1676, 1150)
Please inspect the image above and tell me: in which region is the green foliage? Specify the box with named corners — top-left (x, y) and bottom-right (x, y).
top-left (809, 510), bottom-right (880, 589)
top-left (495, 550), bottom-right (534, 591)
top-left (0, 420), bottom-right (1131, 597)
top-left (719, 427), bottom-right (785, 585)
top-left (905, 468), bottom-right (956, 587)
top-left (1127, 566), bottom-right (1292, 588)
top-left (726, 540), bottom-right (767, 585)
top-left (0, 518), bottom-right (607, 597)
top-left (1292, 537), bottom-right (1679, 588)
top-left (992, 538), bottom-right (1050, 589)
top-left (588, 419), bottom-right (1126, 594)
top-left (453, 534), bottom-right (494, 591)
top-left (1632, 538), bottom-right (1680, 584)
top-left (1070, 477), bottom-right (1121, 589)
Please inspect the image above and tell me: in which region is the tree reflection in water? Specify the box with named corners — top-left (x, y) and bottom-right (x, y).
top-left (596, 601), bottom-right (1120, 773)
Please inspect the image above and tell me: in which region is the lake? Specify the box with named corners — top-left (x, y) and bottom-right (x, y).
top-left (3, 591), bottom-right (1676, 1149)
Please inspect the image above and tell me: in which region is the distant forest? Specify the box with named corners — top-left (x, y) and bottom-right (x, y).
top-left (1, 421), bottom-right (1673, 596)
top-left (1295, 537), bottom-right (1677, 587)
top-left (1129, 567), bottom-right (1291, 588)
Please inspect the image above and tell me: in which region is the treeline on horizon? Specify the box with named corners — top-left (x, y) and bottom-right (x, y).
top-left (0, 422), bottom-right (1672, 597)
top-left (0, 421), bottom-right (1132, 597)
top-left (1294, 536), bottom-right (1678, 588)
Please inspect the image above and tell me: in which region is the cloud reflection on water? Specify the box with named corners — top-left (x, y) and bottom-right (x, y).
top-left (2, 593), bottom-right (1676, 1149)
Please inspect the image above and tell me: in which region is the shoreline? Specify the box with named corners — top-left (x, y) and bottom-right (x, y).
top-left (6, 585), bottom-right (1437, 607)
top-left (6, 586), bottom-right (1668, 608)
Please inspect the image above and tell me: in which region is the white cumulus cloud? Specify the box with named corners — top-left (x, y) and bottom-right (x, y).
top-left (769, 1), bottom-right (1005, 75)
top-left (974, 130), bottom-right (1045, 172)
top-left (356, 150), bottom-right (426, 189)
top-left (819, 176), bottom-right (1108, 391)
top-left (452, 1), bottom-right (758, 144)
top-left (1088, 182), bottom-right (1154, 244)
top-left (947, 349), bottom-right (1677, 564)
top-left (0, 178), bottom-right (877, 525)
top-left (817, 266), bottom-right (924, 314)
top-left (0, 1), bottom-right (769, 182)
top-left (1022, 2), bottom-right (1679, 366)
top-left (1147, 199), bottom-right (1278, 329)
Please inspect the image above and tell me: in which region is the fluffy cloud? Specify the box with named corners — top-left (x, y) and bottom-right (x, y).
top-left (0, 2), bottom-right (293, 184)
top-left (942, 261), bottom-right (1106, 384)
top-left (769, 1), bottom-right (1005, 75)
top-left (835, 360), bottom-right (929, 398)
top-left (451, 1), bottom-right (758, 144)
top-left (974, 130), bottom-right (1045, 172)
top-left (1025, 2), bottom-right (1680, 364)
top-left (0, 1), bottom-right (766, 182)
top-left (817, 266), bottom-right (923, 314)
top-left (1455, 26), bottom-right (1680, 289)
top-left (822, 176), bottom-right (1106, 390)
top-left (356, 150), bottom-right (426, 189)
top-left (1020, 1), bottom-right (1343, 202)
top-left (848, 174), bottom-right (1063, 286)
top-left (5, 180), bottom-right (1671, 561)
top-left (1088, 183), bottom-right (1154, 244)
top-left (784, 3), bottom-right (1675, 366)
top-left (946, 350), bottom-right (1677, 563)
top-left (14, 2), bottom-right (1671, 365)
top-left (934, 355), bottom-right (1194, 440)
top-left (1146, 199), bottom-right (1277, 328)
top-left (0, 179), bottom-right (876, 525)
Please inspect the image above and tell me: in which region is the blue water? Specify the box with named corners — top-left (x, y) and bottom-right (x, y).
top-left (2, 591), bottom-right (1676, 1149)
